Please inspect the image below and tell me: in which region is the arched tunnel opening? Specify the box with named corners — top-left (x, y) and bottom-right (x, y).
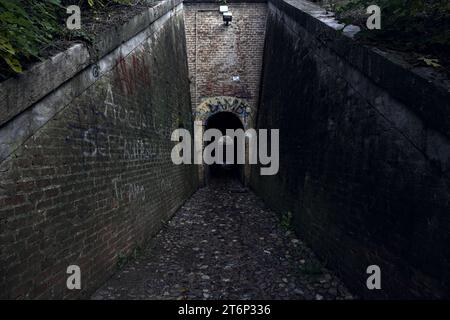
top-left (204, 111), bottom-right (245, 184)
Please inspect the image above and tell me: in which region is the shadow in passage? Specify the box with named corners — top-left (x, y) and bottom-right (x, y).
top-left (204, 111), bottom-right (245, 185)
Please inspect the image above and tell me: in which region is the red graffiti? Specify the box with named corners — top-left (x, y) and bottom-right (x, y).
top-left (116, 57), bottom-right (134, 95)
top-left (114, 52), bottom-right (151, 96)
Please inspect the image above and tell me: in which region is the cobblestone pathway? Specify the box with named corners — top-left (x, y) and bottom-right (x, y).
top-left (92, 179), bottom-right (353, 300)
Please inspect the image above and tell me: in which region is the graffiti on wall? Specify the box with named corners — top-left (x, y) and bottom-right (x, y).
top-left (114, 51), bottom-right (151, 96)
top-left (66, 83), bottom-right (169, 160)
top-left (194, 96), bottom-right (252, 126)
top-left (112, 176), bottom-right (146, 204)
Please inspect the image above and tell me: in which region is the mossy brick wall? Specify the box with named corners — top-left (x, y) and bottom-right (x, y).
top-left (251, 0), bottom-right (450, 298)
top-left (0, 3), bottom-right (198, 299)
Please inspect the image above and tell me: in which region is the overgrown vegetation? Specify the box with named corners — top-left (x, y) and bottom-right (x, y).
top-left (2, 0), bottom-right (448, 79)
top-left (320, 0), bottom-right (450, 74)
top-left (299, 259), bottom-right (326, 275)
top-left (0, 0), bottom-right (133, 80)
top-left (117, 245), bottom-right (143, 269)
top-left (280, 211), bottom-right (293, 231)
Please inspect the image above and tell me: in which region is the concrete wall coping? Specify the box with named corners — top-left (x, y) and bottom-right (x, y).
top-left (270, 0), bottom-right (450, 139)
top-left (0, 0), bottom-right (182, 127)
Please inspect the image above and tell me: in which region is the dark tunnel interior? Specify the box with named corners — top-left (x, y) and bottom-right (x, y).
top-left (205, 111), bottom-right (245, 183)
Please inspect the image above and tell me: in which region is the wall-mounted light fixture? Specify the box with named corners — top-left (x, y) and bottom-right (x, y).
top-left (220, 5), bottom-right (232, 26)
top-left (223, 12), bottom-right (232, 26)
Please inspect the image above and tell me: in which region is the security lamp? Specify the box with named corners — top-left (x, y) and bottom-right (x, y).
top-left (223, 12), bottom-right (232, 26)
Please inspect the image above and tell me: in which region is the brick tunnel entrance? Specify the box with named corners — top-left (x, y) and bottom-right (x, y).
top-left (205, 112), bottom-right (245, 183)
top-left (1, 0), bottom-right (449, 301)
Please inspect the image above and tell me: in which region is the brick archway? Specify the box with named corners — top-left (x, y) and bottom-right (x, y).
top-left (194, 96), bottom-right (253, 128)
top-left (193, 97), bottom-right (254, 186)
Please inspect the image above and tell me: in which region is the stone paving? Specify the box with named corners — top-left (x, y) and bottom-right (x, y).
top-left (92, 179), bottom-right (354, 300)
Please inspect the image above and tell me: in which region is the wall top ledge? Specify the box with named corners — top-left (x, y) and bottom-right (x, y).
top-left (0, 0), bottom-right (182, 128)
top-left (270, 0), bottom-right (450, 139)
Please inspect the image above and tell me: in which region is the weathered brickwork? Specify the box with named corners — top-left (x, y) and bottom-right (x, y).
top-left (2, 0), bottom-right (449, 301)
top-left (251, 1), bottom-right (450, 299)
top-left (184, 2), bottom-right (267, 113)
top-left (0, 4), bottom-right (197, 299)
